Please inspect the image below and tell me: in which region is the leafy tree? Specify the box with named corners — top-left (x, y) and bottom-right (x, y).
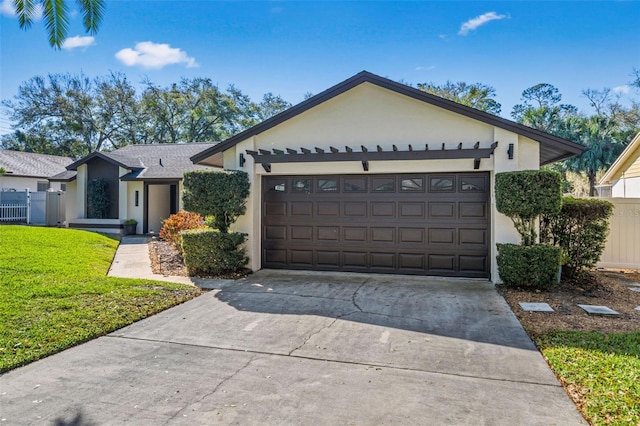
top-left (2, 72), bottom-right (142, 156)
top-left (13, 0), bottom-right (105, 48)
top-left (417, 81), bottom-right (501, 114)
top-left (563, 115), bottom-right (625, 196)
top-left (511, 83), bottom-right (578, 133)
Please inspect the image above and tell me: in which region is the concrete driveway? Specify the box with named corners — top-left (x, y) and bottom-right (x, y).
top-left (0, 271), bottom-right (584, 425)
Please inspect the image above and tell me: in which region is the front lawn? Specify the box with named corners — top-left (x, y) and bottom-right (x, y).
top-left (0, 226), bottom-right (201, 373)
top-left (536, 331), bottom-right (640, 426)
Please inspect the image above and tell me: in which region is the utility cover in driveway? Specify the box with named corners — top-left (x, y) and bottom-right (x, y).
top-left (262, 173), bottom-right (489, 277)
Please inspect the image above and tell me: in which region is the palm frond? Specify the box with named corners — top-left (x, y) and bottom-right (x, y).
top-left (42, 0), bottom-right (69, 49)
top-left (13, 0), bottom-right (37, 29)
top-left (77, 0), bottom-right (104, 34)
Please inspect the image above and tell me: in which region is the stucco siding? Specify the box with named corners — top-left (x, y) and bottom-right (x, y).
top-left (225, 84), bottom-right (540, 282)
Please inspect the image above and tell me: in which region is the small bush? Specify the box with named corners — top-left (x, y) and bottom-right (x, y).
top-left (181, 229), bottom-right (248, 276)
top-left (495, 170), bottom-right (562, 245)
top-left (159, 210), bottom-right (206, 251)
top-left (183, 170), bottom-right (250, 233)
top-left (497, 243), bottom-right (562, 290)
top-left (541, 197), bottom-right (614, 277)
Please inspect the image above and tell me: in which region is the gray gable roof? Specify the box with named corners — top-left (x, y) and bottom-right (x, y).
top-left (0, 150), bottom-right (73, 178)
top-left (67, 143), bottom-right (218, 181)
top-left (191, 71), bottom-right (585, 167)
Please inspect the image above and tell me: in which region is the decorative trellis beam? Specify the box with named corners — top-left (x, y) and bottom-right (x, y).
top-left (246, 142), bottom-right (498, 172)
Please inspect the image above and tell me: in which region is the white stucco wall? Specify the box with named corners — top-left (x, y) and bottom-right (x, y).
top-left (611, 176), bottom-right (640, 198)
top-left (126, 181), bottom-right (144, 234)
top-left (222, 83), bottom-right (539, 282)
top-left (0, 176), bottom-right (58, 192)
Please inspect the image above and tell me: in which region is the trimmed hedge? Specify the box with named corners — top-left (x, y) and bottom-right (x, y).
top-left (497, 244), bottom-right (562, 290)
top-left (181, 229), bottom-right (248, 276)
top-left (495, 170), bottom-right (562, 245)
top-left (541, 197), bottom-right (614, 277)
top-left (183, 170), bottom-right (250, 233)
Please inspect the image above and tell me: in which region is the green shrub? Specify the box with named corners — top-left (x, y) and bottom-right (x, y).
top-left (497, 244), bottom-right (562, 290)
top-left (495, 170), bottom-right (562, 245)
top-left (541, 197), bottom-right (614, 277)
top-left (181, 229), bottom-right (248, 276)
top-left (183, 170), bottom-right (250, 233)
top-left (159, 210), bottom-right (206, 251)
top-left (87, 178), bottom-right (110, 219)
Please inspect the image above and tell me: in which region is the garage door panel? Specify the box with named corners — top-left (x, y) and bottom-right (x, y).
top-left (265, 226), bottom-right (287, 240)
top-left (371, 202), bottom-right (395, 217)
top-left (264, 249), bottom-right (287, 265)
top-left (290, 250), bottom-right (313, 266)
top-left (399, 253), bottom-right (425, 270)
top-left (371, 227), bottom-right (395, 242)
top-left (262, 173), bottom-right (489, 277)
top-left (291, 202), bottom-right (313, 216)
top-left (344, 227), bottom-right (367, 242)
top-left (316, 251), bottom-right (340, 266)
top-left (459, 202), bottom-right (487, 218)
top-left (399, 202), bottom-right (425, 217)
top-left (344, 202), bottom-right (367, 216)
top-left (429, 202), bottom-right (455, 218)
top-left (291, 226), bottom-right (313, 240)
top-left (459, 229), bottom-right (487, 245)
top-left (399, 228), bottom-right (425, 243)
top-left (317, 226), bottom-right (339, 241)
top-left (370, 252), bottom-right (395, 269)
top-left (459, 255), bottom-right (487, 273)
top-left (429, 228), bottom-right (455, 244)
top-left (343, 251), bottom-right (367, 268)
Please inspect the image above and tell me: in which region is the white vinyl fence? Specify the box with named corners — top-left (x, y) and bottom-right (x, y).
top-left (0, 190), bottom-right (66, 225)
top-left (597, 198), bottom-right (640, 269)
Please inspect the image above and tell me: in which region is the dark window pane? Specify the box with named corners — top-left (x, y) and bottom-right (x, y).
top-left (372, 177), bottom-right (395, 192)
top-left (266, 179), bottom-right (286, 192)
top-left (430, 177), bottom-right (454, 192)
top-left (317, 179), bottom-right (338, 192)
top-left (460, 177), bottom-right (486, 192)
top-left (344, 177), bottom-right (366, 192)
top-left (292, 178), bottom-right (312, 193)
top-left (401, 178), bottom-right (424, 192)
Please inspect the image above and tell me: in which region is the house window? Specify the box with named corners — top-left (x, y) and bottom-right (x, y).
top-left (37, 181), bottom-right (49, 191)
top-left (60, 183), bottom-right (67, 191)
top-left (135, 190), bottom-right (139, 207)
top-left (372, 177), bottom-right (395, 192)
top-left (343, 177), bottom-right (366, 192)
top-left (292, 179), bottom-right (311, 193)
top-left (401, 177), bottom-right (424, 192)
top-left (430, 177), bottom-right (454, 192)
top-left (317, 178), bottom-right (338, 192)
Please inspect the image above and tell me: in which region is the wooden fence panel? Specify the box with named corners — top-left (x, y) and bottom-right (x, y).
top-left (597, 198), bottom-right (640, 269)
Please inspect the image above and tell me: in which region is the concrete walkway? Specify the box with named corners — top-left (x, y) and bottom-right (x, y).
top-left (0, 241), bottom-right (586, 425)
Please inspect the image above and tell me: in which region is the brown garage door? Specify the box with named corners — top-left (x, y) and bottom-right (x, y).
top-left (262, 173), bottom-right (489, 278)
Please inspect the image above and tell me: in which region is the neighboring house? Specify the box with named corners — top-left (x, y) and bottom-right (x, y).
top-left (597, 131), bottom-right (640, 198)
top-left (192, 71), bottom-right (584, 282)
top-left (62, 143), bottom-right (217, 234)
top-left (0, 150), bottom-right (72, 192)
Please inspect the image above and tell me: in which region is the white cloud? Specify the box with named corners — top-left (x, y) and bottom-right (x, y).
top-left (1, 0), bottom-right (42, 19)
top-left (613, 85), bottom-right (630, 95)
top-left (0, 0), bottom-right (15, 17)
top-left (62, 35), bottom-right (95, 50)
top-left (458, 12), bottom-right (507, 36)
top-left (416, 65), bottom-right (436, 71)
top-left (115, 41), bottom-right (198, 69)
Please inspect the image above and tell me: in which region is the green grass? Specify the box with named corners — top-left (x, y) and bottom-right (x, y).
top-left (536, 331), bottom-right (640, 425)
top-left (0, 226), bottom-right (201, 372)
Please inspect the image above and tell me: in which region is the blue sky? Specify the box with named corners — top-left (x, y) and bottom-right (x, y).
top-left (1, 1), bottom-right (639, 136)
